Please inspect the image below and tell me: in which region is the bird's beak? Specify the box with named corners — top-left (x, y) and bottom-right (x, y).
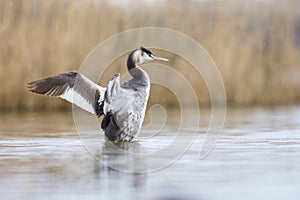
top-left (152, 55), bottom-right (169, 61)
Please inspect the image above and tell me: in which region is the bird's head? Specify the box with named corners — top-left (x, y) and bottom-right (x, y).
top-left (132, 47), bottom-right (169, 65)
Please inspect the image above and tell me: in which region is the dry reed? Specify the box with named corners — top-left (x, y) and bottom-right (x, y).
top-left (0, 0), bottom-right (299, 112)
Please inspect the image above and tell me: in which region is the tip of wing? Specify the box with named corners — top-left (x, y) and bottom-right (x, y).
top-left (27, 79), bottom-right (67, 97)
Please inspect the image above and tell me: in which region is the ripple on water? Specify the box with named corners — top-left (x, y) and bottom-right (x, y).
top-left (0, 108), bottom-right (300, 200)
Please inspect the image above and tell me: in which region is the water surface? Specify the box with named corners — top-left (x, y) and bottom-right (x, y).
top-left (0, 107), bottom-right (300, 200)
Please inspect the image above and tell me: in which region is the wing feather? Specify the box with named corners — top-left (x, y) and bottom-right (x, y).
top-left (27, 72), bottom-right (106, 115)
top-left (103, 73), bottom-right (135, 115)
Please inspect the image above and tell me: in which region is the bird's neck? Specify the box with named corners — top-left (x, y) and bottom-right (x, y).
top-left (127, 51), bottom-right (137, 72)
top-left (127, 52), bottom-right (149, 84)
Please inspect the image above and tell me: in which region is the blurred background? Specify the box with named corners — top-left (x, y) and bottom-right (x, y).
top-left (1, 2), bottom-right (300, 200)
top-left (0, 0), bottom-right (299, 112)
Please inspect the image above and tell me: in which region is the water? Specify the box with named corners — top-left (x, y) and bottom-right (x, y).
top-left (0, 107), bottom-right (300, 200)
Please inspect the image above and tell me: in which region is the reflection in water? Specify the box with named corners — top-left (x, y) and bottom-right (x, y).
top-left (0, 107), bottom-right (300, 200)
top-left (97, 141), bottom-right (147, 173)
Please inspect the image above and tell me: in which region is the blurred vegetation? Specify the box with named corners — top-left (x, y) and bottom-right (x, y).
top-left (0, 0), bottom-right (299, 112)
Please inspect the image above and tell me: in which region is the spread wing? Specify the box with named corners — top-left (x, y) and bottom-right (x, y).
top-left (103, 73), bottom-right (134, 116)
top-left (27, 72), bottom-right (106, 116)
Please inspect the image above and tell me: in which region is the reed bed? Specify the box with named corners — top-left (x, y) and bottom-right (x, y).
top-left (0, 0), bottom-right (299, 112)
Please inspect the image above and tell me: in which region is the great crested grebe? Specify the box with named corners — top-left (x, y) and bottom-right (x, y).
top-left (27, 47), bottom-right (168, 142)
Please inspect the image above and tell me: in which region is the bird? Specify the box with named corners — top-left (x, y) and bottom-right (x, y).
top-left (27, 47), bottom-right (169, 142)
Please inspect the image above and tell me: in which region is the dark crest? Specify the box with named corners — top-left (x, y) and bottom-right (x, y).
top-left (140, 46), bottom-right (153, 56)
